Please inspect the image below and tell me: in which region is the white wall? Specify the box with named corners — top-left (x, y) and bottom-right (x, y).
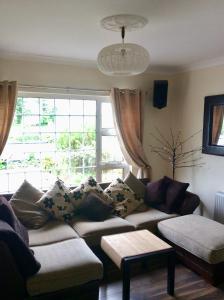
top-left (170, 65), bottom-right (224, 218)
top-left (0, 58), bottom-right (173, 180)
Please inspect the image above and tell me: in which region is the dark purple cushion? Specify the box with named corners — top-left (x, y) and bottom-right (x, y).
top-left (163, 176), bottom-right (189, 213)
top-left (78, 192), bottom-right (113, 221)
top-left (144, 178), bottom-right (169, 207)
top-left (178, 191), bottom-right (200, 215)
top-left (0, 196), bottom-right (29, 246)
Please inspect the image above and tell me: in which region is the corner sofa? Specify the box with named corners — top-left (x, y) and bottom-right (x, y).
top-left (1, 178), bottom-right (200, 300)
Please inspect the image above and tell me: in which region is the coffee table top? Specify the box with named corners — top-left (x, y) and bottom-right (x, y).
top-left (101, 229), bottom-right (172, 268)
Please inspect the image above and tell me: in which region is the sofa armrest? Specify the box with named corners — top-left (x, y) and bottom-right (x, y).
top-left (179, 191), bottom-right (200, 215)
top-left (0, 241), bottom-right (26, 299)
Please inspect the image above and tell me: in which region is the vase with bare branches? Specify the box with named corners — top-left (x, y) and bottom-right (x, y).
top-left (150, 129), bottom-right (203, 179)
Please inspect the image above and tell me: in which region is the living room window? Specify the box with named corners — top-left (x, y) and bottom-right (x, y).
top-left (0, 93), bottom-right (128, 193)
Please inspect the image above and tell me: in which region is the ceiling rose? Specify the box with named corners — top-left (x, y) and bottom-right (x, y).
top-left (97, 14), bottom-right (150, 76)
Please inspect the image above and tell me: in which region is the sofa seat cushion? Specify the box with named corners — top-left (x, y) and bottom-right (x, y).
top-left (29, 220), bottom-right (79, 246)
top-left (158, 215), bottom-right (224, 264)
top-left (125, 208), bottom-right (178, 233)
top-left (27, 239), bottom-right (103, 296)
top-left (71, 216), bottom-right (135, 247)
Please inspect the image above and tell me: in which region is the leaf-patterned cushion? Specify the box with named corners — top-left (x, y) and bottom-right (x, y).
top-left (37, 179), bottom-right (74, 223)
top-left (104, 178), bottom-right (143, 218)
top-left (70, 176), bottom-right (113, 210)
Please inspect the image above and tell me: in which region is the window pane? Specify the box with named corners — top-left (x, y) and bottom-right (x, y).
top-left (23, 115), bottom-right (39, 131)
top-left (55, 116), bottom-right (69, 132)
top-left (70, 116), bottom-right (83, 131)
top-left (71, 151), bottom-right (83, 169)
top-left (84, 116), bottom-right (95, 131)
top-left (55, 99), bottom-right (70, 115)
top-left (23, 98), bottom-right (39, 114)
top-left (70, 100), bottom-right (83, 115)
top-left (55, 151), bottom-right (70, 181)
top-left (8, 172), bottom-right (25, 193)
top-left (15, 98), bottom-right (23, 125)
top-left (41, 152), bottom-right (56, 173)
top-left (25, 171), bottom-right (42, 188)
top-left (23, 152), bottom-right (40, 168)
top-left (40, 133), bottom-right (55, 144)
top-left (83, 132), bottom-right (96, 149)
top-left (84, 100), bottom-right (96, 115)
top-left (40, 99), bottom-right (55, 115)
top-left (0, 171), bottom-right (9, 193)
top-left (102, 102), bottom-right (114, 128)
top-left (84, 167), bottom-right (96, 178)
top-left (102, 169), bottom-right (123, 182)
top-left (84, 150), bottom-right (96, 167)
top-left (40, 116), bottom-right (55, 132)
top-left (70, 133), bottom-right (83, 151)
top-left (42, 171), bottom-right (56, 190)
top-left (22, 133), bottom-right (41, 143)
top-left (102, 136), bottom-right (123, 162)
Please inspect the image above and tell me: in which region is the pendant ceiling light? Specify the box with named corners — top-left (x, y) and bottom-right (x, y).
top-left (97, 14), bottom-right (150, 76)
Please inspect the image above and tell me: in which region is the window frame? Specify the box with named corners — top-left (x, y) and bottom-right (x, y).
top-left (1, 91), bottom-right (128, 193)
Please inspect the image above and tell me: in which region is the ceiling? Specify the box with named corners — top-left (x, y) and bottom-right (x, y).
top-left (1, 0), bottom-right (224, 73)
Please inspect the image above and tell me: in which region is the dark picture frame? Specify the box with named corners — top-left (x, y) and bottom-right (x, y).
top-left (202, 94), bottom-right (224, 156)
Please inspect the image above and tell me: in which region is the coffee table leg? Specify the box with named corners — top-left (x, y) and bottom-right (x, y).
top-left (167, 251), bottom-right (175, 296)
top-left (122, 260), bottom-right (130, 300)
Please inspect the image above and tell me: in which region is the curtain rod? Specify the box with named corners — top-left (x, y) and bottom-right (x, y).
top-left (18, 84), bottom-right (139, 94)
top-left (18, 84), bottom-right (110, 94)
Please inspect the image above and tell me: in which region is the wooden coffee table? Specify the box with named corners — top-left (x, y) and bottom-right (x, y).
top-left (101, 229), bottom-right (175, 300)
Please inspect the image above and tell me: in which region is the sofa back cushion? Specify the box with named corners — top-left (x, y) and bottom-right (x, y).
top-left (178, 191), bottom-right (200, 215)
top-left (10, 180), bottom-right (49, 229)
top-left (144, 178), bottom-right (168, 207)
top-left (163, 176), bottom-right (189, 213)
top-left (124, 172), bottom-right (146, 199)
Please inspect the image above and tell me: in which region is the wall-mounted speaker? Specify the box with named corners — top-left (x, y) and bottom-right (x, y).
top-left (153, 80), bottom-right (168, 109)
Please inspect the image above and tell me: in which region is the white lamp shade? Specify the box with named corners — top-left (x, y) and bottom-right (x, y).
top-left (97, 43), bottom-right (150, 76)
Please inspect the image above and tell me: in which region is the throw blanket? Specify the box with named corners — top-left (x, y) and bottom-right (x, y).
top-left (0, 220), bottom-right (41, 278)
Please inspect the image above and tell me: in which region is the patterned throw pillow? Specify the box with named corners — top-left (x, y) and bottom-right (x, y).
top-left (104, 178), bottom-right (143, 218)
top-left (37, 179), bottom-right (74, 223)
top-left (70, 176), bottom-right (113, 210)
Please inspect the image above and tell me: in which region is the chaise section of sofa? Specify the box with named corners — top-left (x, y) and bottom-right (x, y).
top-left (25, 219), bottom-right (103, 299)
top-left (27, 238), bottom-right (103, 297)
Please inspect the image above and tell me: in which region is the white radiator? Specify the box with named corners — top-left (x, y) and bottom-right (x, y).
top-left (214, 191), bottom-right (224, 224)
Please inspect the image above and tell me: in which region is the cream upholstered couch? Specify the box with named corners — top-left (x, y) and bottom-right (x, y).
top-left (1, 178), bottom-right (200, 299)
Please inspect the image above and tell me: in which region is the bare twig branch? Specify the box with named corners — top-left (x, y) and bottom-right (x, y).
top-left (170, 128), bottom-right (175, 149)
top-left (175, 157), bottom-right (203, 165)
top-left (176, 163), bottom-right (204, 168)
top-left (150, 132), bottom-right (169, 149)
top-left (177, 130), bottom-right (202, 149)
top-left (149, 128), bottom-right (203, 179)
top-left (155, 128), bottom-right (173, 150)
top-left (155, 152), bottom-right (172, 162)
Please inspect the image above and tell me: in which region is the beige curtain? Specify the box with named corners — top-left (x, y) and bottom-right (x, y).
top-left (0, 81), bottom-right (17, 155)
top-left (212, 105), bottom-right (224, 145)
top-left (111, 88), bottom-right (151, 178)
